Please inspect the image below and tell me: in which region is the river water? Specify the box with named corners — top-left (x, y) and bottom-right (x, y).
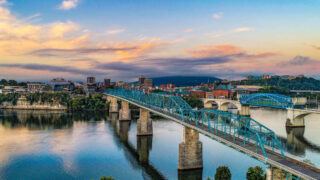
top-left (0, 109), bottom-right (319, 180)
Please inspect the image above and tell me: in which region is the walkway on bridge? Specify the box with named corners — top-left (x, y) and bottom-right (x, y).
top-left (105, 89), bottom-right (320, 180)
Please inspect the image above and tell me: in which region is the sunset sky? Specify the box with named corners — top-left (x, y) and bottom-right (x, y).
top-left (0, 0), bottom-right (319, 82)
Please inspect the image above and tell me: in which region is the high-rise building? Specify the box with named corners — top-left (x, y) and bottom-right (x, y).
top-left (144, 79), bottom-right (153, 88)
top-left (139, 76), bottom-right (146, 85)
top-left (87, 77), bottom-right (96, 85)
top-left (104, 78), bottom-right (111, 88)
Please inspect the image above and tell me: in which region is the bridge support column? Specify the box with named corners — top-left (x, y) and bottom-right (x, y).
top-left (268, 167), bottom-right (287, 180)
top-left (204, 102), bottom-right (213, 109)
top-left (137, 136), bottom-right (153, 163)
top-left (178, 127), bottom-right (203, 170)
top-left (286, 109), bottom-right (305, 127)
top-left (239, 105), bottom-right (250, 116)
top-left (119, 101), bottom-right (131, 121)
top-left (137, 108), bottom-right (153, 136)
top-left (106, 95), bottom-right (112, 103)
top-left (218, 105), bottom-right (228, 112)
top-left (109, 97), bottom-right (119, 113)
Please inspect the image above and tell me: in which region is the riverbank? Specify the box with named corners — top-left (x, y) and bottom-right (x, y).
top-left (0, 104), bottom-right (67, 110)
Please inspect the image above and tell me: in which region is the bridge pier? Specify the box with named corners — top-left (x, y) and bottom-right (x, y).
top-left (239, 105), bottom-right (250, 116)
top-left (218, 104), bottom-right (228, 112)
top-left (106, 95), bottom-right (112, 103)
top-left (109, 97), bottom-right (119, 113)
top-left (286, 109), bottom-right (306, 127)
top-left (266, 167), bottom-right (288, 180)
top-left (178, 127), bottom-right (203, 170)
top-left (204, 102), bottom-right (213, 109)
top-left (119, 101), bottom-right (131, 121)
top-left (137, 108), bottom-right (153, 136)
top-left (137, 136), bottom-right (153, 163)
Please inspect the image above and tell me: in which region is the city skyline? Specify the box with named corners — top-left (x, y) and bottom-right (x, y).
top-left (0, 0), bottom-right (320, 81)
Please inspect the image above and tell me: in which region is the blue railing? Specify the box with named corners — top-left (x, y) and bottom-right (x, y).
top-left (105, 88), bottom-right (285, 159)
top-left (240, 93), bottom-right (294, 109)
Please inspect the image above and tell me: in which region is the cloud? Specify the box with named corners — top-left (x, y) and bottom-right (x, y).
top-left (58, 0), bottom-right (79, 10)
top-left (184, 28), bottom-right (194, 32)
top-left (105, 29), bottom-right (125, 35)
top-left (310, 44), bottom-right (320, 51)
top-left (185, 44), bottom-right (278, 59)
top-left (30, 47), bottom-right (137, 57)
top-left (94, 55), bottom-right (233, 80)
top-left (232, 27), bottom-right (254, 32)
top-left (212, 12), bottom-right (223, 19)
top-left (0, 63), bottom-right (106, 76)
top-left (279, 56), bottom-right (317, 66)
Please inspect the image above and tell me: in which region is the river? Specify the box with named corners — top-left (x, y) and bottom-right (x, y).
top-left (0, 109), bottom-right (319, 180)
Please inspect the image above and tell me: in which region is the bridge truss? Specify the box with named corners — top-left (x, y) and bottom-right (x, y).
top-left (240, 93), bottom-right (294, 109)
top-left (106, 88), bottom-right (285, 159)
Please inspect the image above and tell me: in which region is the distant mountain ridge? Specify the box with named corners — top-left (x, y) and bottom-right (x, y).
top-left (144, 76), bottom-right (221, 86)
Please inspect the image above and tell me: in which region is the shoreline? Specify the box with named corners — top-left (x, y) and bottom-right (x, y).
top-left (0, 106), bottom-right (67, 111)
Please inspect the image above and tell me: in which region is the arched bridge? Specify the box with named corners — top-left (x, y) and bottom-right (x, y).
top-left (240, 93), bottom-right (294, 109)
top-left (105, 88), bottom-right (319, 179)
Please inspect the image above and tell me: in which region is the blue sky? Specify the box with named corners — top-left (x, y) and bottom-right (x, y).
top-left (0, 0), bottom-right (319, 81)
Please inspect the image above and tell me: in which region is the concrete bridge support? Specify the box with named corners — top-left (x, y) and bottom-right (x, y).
top-left (109, 97), bottom-right (119, 113)
top-left (286, 109), bottom-right (308, 127)
top-left (119, 101), bottom-right (131, 121)
top-left (239, 105), bottom-right (250, 116)
top-left (204, 102), bottom-right (213, 109)
top-left (106, 95), bottom-right (112, 103)
top-left (178, 127), bottom-right (203, 170)
top-left (137, 136), bottom-right (153, 163)
top-left (266, 167), bottom-right (288, 180)
top-left (137, 108), bottom-right (153, 136)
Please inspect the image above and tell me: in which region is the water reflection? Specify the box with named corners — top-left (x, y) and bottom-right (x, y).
top-left (251, 108), bottom-right (320, 167)
top-left (107, 112), bottom-right (166, 180)
top-left (0, 110), bottom-right (72, 130)
top-left (0, 109), bottom-right (318, 179)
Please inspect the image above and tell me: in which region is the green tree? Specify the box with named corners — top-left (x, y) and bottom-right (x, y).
top-left (214, 166), bottom-right (231, 180)
top-left (246, 166), bottom-right (265, 180)
top-left (100, 176), bottom-right (115, 180)
top-left (184, 95), bottom-right (204, 109)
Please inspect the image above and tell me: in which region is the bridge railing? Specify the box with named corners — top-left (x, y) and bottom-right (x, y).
top-left (105, 88), bottom-right (285, 159)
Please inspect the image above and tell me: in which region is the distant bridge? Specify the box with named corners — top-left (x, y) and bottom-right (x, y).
top-left (105, 89), bottom-right (320, 180)
top-left (203, 93), bottom-right (320, 127)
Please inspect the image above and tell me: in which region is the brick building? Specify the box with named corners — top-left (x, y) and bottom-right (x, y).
top-left (190, 90), bottom-right (205, 98)
top-left (212, 81), bottom-right (233, 98)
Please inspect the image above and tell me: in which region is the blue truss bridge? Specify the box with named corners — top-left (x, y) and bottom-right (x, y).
top-left (240, 93), bottom-right (294, 109)
top-left (105, 88), bottom-right (320, 180)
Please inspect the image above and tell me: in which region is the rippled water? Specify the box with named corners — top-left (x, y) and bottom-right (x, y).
top-left (0, 108), bottom-right (319, 180)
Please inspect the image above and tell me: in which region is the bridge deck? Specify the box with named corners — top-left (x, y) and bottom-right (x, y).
top-left (108, 94), bottom-right (320, 180)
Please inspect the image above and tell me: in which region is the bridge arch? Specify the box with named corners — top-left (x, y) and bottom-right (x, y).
top-left (219, 101), bottom-right (242, 112)
top-left (240, 93), bottom-right (294, 109)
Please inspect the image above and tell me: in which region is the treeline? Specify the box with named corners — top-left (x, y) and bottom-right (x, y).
top-left (68, 94), bottom-right (109, 111)
top-left (26, 92), bottom-right (70, 106)
top-left (233, 77), bottom-right (320, 90)
top-left (0, 92), bottom-right (109, 111)
top-left (0, 79), bottom-right (27, 86)
top-left (0, 93), bottom-right (19, 105)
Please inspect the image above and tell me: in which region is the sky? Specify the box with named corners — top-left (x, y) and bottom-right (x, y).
top-left (0, 0), bottom-right (319, 82)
